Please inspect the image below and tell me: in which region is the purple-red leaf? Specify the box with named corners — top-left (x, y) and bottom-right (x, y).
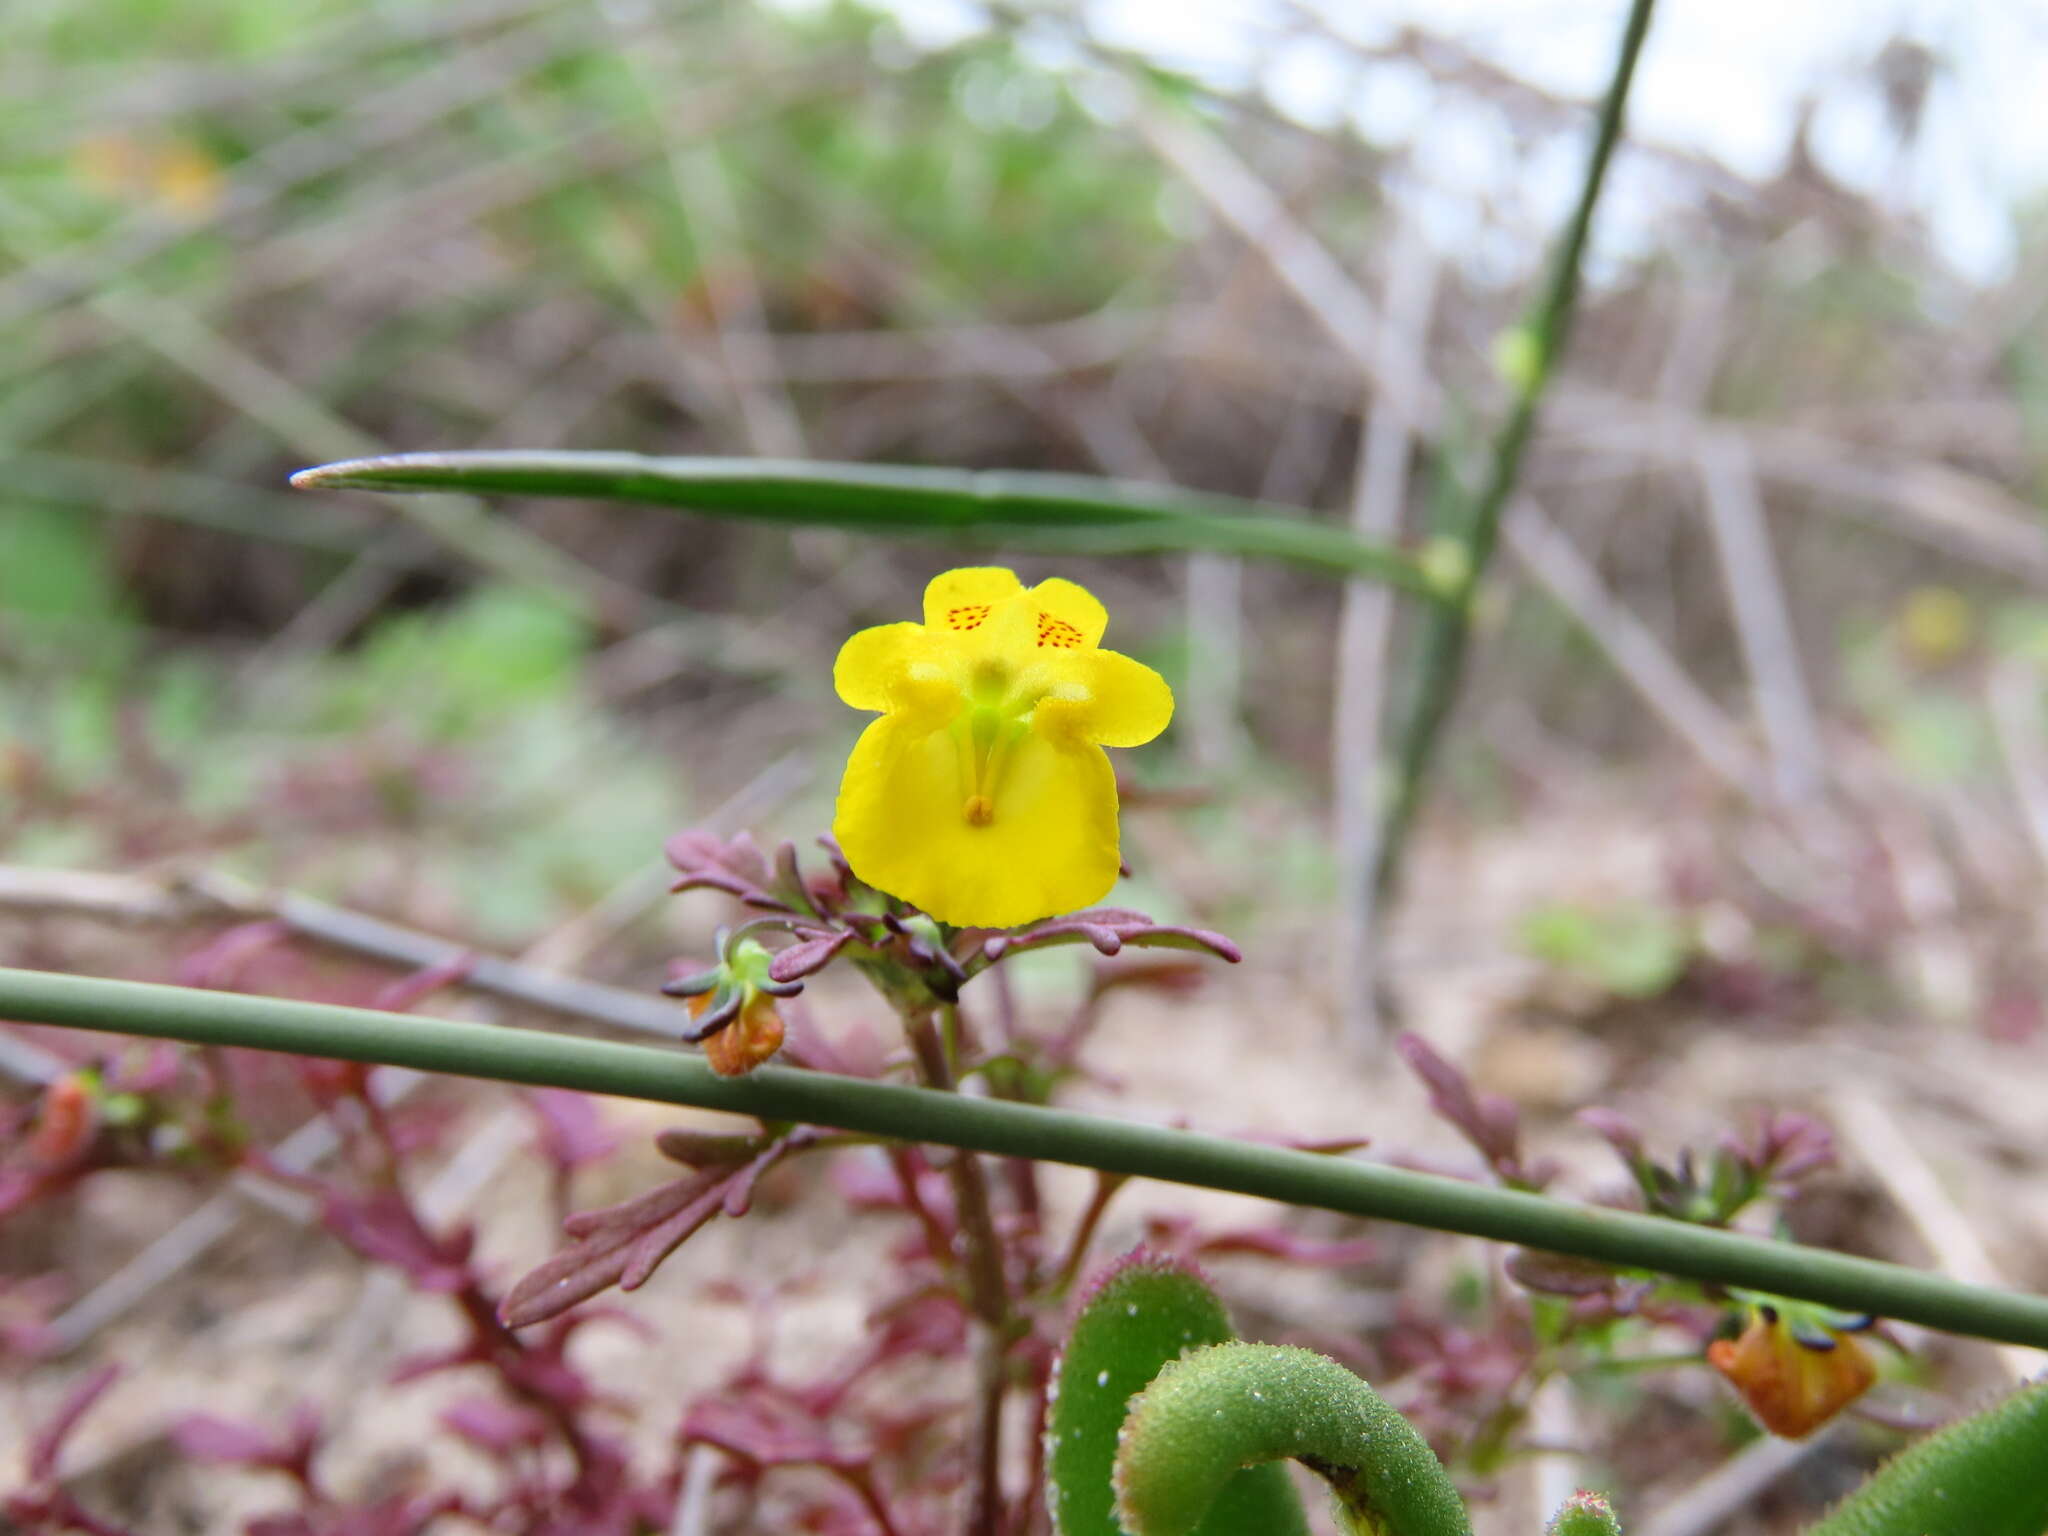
top-left (768, 932), bottom-right (853, 984)
top-left (682, 1396), bottom-right (864, 1470)
top-left (1397, 1032), bottom-right (1553, 1186)
top-left (173, 1414), bottom-right (285, 1464)
top-left (179, 920), bottom-right (291, 990)
top-left (319, 1190), bottom-right (472, 1292)
top-left (983, 909), bottom-right (1240, 964)
top-left (501, 1174), bottom-right (725, 1329)
top-left (440, 1396), bottom-right (550, 1454)
top-left (666, 830), bottom-right (792, 911)
top-left (526, 1088), bottom-right (618, 1172)
top-left (1504, 1249), bottom-right (1621, 1297)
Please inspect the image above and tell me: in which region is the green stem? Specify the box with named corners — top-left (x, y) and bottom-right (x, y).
top-left (905, 1007), bottom-right (1010, 1329)
top-left (1374, 0), bottom-right (1658, 895)
top-left (906, 1004), bottom-right (1012, 1536)
top-left (8, 965), bottom-right (2048, 1349)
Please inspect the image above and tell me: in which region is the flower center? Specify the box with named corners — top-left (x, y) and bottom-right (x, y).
top-left (954, 685), bottom-right (1033, 827)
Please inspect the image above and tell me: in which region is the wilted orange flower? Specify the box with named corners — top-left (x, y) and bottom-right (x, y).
top-left (693, 989), bottom-right (784, 1078)
top-left (28, 1072), bottom-right (98, 1170)
top-left (1707, 1303), bottom-right (1876, 1438)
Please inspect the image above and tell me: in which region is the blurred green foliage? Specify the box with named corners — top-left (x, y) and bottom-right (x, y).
top-left (1520, 900), bottom-right (1691, 1000)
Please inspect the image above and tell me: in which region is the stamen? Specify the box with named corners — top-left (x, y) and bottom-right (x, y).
top-left (957, 705), bottom-right (1020, 826)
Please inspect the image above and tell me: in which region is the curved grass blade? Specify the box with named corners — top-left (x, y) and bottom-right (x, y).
top-left (290, 452), bottom-right (1444, 599)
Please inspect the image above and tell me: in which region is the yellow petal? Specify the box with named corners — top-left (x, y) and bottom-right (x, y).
top-left (833, 714), bottom-right (1121, 928)
top-left (1026, 577), bottom-right (1107, 650)
top-left (1034, 647), bottom-right (1173, 748)
top-left (834, 622), bottom-right (935, 712)
top-left (923, 567), bottom-right (1025, 635)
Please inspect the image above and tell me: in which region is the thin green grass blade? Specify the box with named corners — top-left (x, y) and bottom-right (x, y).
top-left (289, 452), bottom-right (1442, 597)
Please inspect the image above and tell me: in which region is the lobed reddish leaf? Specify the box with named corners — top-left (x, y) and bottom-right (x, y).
top-left (501, 1174), bottom-right (725, 1329)
top-left (440, 1397), bottom-right (550, 1455)
top-left (319, 1190), bottom-right (472, 1292)
top-left (666, 830), bottom-right (794, 910)
top-left (173, 1414), bottom-right (284, 1464)
top-left (682, 1396), bottom-right (865, 1471)
top-left (768, 931), bottom-right (853, 984)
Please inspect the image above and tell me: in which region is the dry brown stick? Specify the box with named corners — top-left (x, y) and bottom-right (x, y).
top-left (11, 0), bottom-right (575, 155)
top-left (599, 0), bottom-right (808, 460)
top-left (669, 1444), bottom-right (723, 1536)
top-left (1833, 1087), bottom-right (2045, 1383)
top-left (1504, 496), bottom-right (1767, 797)
top-left (1146, 287), bottom-right (1262, 773)
top-left (1331, 223), bottom-right (1438, 1050)
top-left (1113, 320), bottom-right (2048, 589)
top-left (1645, 287), bottom-right (1819, 813)
top-left (1131, 98), bottom-right (1444, 431)
top-left (1696, 426), bottom-right (1827, 806)
top-left (0, 1029), bottom-right (66, 1086)
top-left (680, 306), bottom-right (1171, 384)
top-left (0, 186), bottom-right (652, 630)
top-left (1985, 661), bottom-right (2048, 879)
top-left (1638, 1428), bottom-right (1836, 1536)
top-left (92, 288), bottom-right (649, 624)
top-left (0, 14), bottom-right (586, 332)
top-left (1548, 395), bottom-right (2048, 582)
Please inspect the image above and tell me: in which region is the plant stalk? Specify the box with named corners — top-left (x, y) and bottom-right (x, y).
top-left (1374, 0), bottom-right (1658, 895)
top-left (907, 1004), bottom-right (1012, 1536)
top-left (8, 965), bottom-right (2048, 1349)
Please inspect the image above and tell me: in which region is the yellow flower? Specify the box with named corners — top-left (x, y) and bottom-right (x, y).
top-left (832, 567), bottom-right (1172, 928)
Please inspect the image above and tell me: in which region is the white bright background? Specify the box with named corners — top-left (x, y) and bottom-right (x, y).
top-left (847, 0), bottom-right (2048, 285)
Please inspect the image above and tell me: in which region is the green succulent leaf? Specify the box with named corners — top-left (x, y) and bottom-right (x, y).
top-left (1047, 1253), bottom-right (1309, 1536)
top-left (1112, 1342), bottom-right (1472, 1536)
top-left (1547, 1489), bottom-right (1624, 1536)
top-left (1804, 1374), bottom-right (2048, 1536)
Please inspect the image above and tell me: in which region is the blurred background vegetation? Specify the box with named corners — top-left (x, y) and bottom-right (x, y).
top-left (5, 0), bottom-right (2048, 935)
top-left (5, 1), bottom-right (2048, 1525)
top-left (4, 0), bottom-right (2048, 926)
